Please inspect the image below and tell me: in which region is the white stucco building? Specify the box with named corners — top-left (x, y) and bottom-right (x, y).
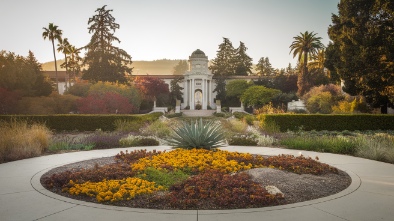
top-left (182, 49), bottom-right (215, 110)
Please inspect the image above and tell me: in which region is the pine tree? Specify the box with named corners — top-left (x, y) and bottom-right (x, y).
top-left (256, 57), bottom-right (274, 76)
top-left (173, 60), bottom-right (188, 75)
top-left (234, 41), bottom-right (253, 76)
top-left (169, 77), bottom-right (184, 106)
top-left (209, 37), bottom-right (236, 76)
top-left (82, 5), bottom-right (132, 83)
top-left (27, 51), bottom-right (53, 96)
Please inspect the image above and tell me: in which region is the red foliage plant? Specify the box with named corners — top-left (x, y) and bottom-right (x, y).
top-left (166, 170), bottom-right (282, 209)
top-left (133, 76), bottom-right (169, 100)
top-left (76, 92), bottom-right (134, 114)
top-left (0, 87), bottom-right (21, 114)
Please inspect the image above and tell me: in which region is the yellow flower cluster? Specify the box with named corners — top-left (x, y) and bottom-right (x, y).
top-left (131, 149), bottom-right (257, 173)
top-left (67, 178), bottom-right (164, 202)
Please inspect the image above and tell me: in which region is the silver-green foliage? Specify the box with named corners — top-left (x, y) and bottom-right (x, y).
top-left (166, 118), bottom-right (225, 150)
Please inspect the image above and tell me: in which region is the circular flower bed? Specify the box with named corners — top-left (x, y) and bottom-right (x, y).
top-left (41, 149), bottom-right (349, 209)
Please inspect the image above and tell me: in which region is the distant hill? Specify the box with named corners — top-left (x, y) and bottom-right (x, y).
top-left (42, 59), bottom-right (258, 75)
top-left (42, 59), bottom-right (186, 75)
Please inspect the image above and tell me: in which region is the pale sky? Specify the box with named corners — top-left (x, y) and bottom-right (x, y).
top-left (0, 0), bottom-right (339, 69)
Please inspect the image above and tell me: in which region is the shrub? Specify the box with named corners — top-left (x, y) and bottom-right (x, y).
top-left (17, 93), bottom-right (79, 114)
top-left (257, 114), bottom-right (394, 131)
top-left (140, 120), bottom-right (172, 138)
top-left (166, 118), bottom-right (225, 150)
top-left (119, 135), bottom-right (159, 147)
top-left (49, 134), bottom-right (94, 151)
top-left (114, 119), bottom-right (145, 133)
top-left (0, 120), bottom-right (51, 163)
top-left (83, 132), bottom-right (125, 149)
top-left (165, 113), bottom-right (182, 118)
top-left (223, 118), bottom-right (248, 134)
top-left (87, 81), bottom-right (142, 111)
top-left (76, 92), bottom-right (135, 114)
top-left (0, 113), bottom-right (162, 131)
top-left (167, 170), bottom-right (281, 209)
top-left (305, 91), bottom-right (333, 114)
top-left (228, 136), bottom-right (258, 146)
top-left (213, 112), bottom-right (226, 117)
top-left (65, 82), bottom-right (91, 97)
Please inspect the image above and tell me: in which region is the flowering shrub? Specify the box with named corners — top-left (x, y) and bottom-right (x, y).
top-left (66, 177), bottom-right (164, 202)
top-left (131, 149), bottom-right (256, 173)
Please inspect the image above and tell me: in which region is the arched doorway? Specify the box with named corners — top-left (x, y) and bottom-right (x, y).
top-left (194, 89), bottom-right (202, 110)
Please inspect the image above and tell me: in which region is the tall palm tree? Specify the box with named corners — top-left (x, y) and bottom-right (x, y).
top-left (308, 48), bottom-right (326, 72)
top-left (57, 37), bottom-right (71, 89)
top-left (289, 31), bottom-right (324, 95)
top-left (67, 46), bottom-right (82, 83)
top-left (42, 23), bottom-right (62, 93)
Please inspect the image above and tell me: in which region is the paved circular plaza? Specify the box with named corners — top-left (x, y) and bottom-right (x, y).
top-left (1, 146), bottom-right (393, 221)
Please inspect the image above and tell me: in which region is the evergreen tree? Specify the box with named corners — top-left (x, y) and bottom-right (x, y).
top-left (82, 5), bottom-right (132, 83)
top-left (27, 51), bottom-right (52, 96)
top-left (210, 37), bottom-right (236, 101)
top-left (234, 41), bottom-right (253, 76)
top-left (256, 57), bottom-right (274, 76)
top-left (169, 77), bottom-right (184, 106)
top-left (173, 60), bottom-right (188, 75)
top-left (326, 0), bottom-right (394, 112)
top-left (209, 37), bottom-right (236, 76)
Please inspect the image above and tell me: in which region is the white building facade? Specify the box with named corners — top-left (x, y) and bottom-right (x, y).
top-left (182, 49), bottom-right (216, 110)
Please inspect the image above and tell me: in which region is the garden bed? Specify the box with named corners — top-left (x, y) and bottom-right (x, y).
top-left (41, 149), bottom-right (351, 210)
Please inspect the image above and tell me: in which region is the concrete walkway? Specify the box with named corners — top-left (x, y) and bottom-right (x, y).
top-left (1, 146), bottom-right (393, 221)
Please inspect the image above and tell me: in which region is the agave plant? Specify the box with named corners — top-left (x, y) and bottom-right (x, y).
top-left (166, 118), bottom-right (225, 150)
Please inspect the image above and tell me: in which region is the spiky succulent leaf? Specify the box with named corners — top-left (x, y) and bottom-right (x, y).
top-left (166, 118), bottom-right (225, 150)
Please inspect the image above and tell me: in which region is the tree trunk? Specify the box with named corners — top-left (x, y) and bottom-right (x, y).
top-left (52, 39), bottom-right (59, 93)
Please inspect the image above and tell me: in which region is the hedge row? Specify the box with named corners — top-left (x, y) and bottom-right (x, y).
top-left (258, 114), bottom-right (394, 132)
top-left (0, 112), bottom-right (162, 131)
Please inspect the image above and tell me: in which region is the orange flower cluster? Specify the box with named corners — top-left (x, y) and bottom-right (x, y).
top-left (67, 178), bottom-right (164, 202)
top-left (131, 149), bottom-right (259, 173)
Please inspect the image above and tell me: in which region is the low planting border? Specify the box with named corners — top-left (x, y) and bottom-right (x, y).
top-left (0, 113), bottom-right (162, 131)
top-left (258, 114), bottom-right (394, 131)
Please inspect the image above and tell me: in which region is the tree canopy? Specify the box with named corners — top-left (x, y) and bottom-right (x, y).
top-left (209, 37), bottom-right (236, 77)
top-left (234, 42), bottom-right (253, 76)
top-left (326, 0), bottom-right (394, 112)
top-left (241, 85), bottom-right (281, 108)
top-left (256, 57), bottom-right (274, 76)
top-left (82, 5), bottom-right (132, 83)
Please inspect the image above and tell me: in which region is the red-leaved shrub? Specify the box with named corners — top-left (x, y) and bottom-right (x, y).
top-left (76, 92), bottom-right (134, 114)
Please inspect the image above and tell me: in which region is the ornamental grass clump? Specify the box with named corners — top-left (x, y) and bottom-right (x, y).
top-left (0, 120), bottom-right (51, 163)
top-left (166, 118), bottom-right (225, 150)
